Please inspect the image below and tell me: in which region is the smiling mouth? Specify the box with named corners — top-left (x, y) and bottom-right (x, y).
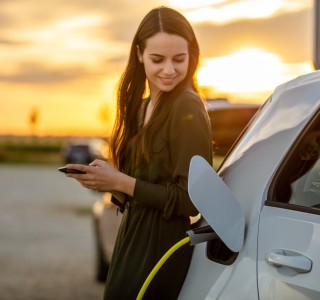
top-left (160, 77), bottom-right (176, 85)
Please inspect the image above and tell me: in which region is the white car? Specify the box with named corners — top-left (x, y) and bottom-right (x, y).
top-left (178, 70), bottom-right (320, 299)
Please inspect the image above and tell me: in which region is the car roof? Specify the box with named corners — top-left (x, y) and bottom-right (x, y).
top-left (220, 70), bottom-right (320, 196)
top-left (206, 98), bottom-right (260, 111)
top-left (213, 70), bottom-right (320, 233)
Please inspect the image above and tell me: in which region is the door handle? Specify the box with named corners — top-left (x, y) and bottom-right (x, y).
top-left (265, 249), bottom-right (312, 273)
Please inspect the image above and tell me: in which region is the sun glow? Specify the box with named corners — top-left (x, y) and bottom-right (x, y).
top-left (197, 48), bottom-right (313, 101)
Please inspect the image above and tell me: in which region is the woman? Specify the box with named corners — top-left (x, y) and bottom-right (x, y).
top-left (65, 6), bottom-right (212, 299)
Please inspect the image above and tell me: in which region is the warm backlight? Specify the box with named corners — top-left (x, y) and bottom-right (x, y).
top-left (197, 48), bottom-right (312, 100)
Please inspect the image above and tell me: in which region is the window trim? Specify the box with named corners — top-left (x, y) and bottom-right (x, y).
top-left (265, 200), bottom-right (320, 215)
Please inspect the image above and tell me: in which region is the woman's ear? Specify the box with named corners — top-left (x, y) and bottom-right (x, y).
top-left (136, 45), bottom-right (143, 63)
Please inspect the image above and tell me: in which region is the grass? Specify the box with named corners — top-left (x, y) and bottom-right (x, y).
top-left (0, 136), bottom-right (227, 168)
top-left (0, 137), bottom-right (64, 164)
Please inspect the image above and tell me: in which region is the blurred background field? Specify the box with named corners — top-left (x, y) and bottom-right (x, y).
top-left (0, 136), bottom-right (91, 165)
top-left (0, 136), bottom-right (63, 164)
top-left (0, 135), bottom-right (224, 170)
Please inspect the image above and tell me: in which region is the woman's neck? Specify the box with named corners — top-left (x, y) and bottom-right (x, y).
top-left (148, 97), bottom-right (156, 110)
top-left (143, 98), bottom-right (154, 126)
top-left (149, 91), bottom-right (161, 106)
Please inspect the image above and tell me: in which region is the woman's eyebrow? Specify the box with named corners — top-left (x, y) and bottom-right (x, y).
top-left (149, 53), bottom-right (188, 57)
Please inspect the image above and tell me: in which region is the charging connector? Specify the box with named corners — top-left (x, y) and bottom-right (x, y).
top-left (186, 225), bottom-right (217, 246)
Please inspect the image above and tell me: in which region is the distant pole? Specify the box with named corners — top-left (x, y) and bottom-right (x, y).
top-left (314, 0), bottom-right (320, 69)
top-left (29, 107), bottom-right (39, 137)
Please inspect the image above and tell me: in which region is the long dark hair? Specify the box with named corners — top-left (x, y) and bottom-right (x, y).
top-left (110, 6), bottom-right (200, 170)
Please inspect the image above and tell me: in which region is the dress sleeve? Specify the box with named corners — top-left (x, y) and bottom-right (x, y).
top-left (134, 91), bottom-right (212, 220)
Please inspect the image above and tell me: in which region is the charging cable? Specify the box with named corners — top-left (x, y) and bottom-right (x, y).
top-left (136, 225), bottom-right (216, 300)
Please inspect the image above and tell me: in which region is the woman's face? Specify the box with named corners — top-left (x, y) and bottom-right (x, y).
top-left (137, 32), bottom-right (189, 100)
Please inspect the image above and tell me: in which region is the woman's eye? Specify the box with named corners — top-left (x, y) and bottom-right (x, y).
top-left (151, 57), bottom-right (185, 64)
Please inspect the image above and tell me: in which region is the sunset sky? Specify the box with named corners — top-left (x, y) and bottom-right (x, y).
top-left (0, 0), bottom-right (315, 136)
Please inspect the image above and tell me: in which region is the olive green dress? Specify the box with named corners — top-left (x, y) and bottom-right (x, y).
top-left (103, 90), bottom-right (212, 300)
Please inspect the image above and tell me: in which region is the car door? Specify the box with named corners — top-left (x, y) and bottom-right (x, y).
top-left (257, 111), bottom-right (320, 299)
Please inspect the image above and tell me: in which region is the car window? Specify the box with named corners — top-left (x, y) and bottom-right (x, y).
top-left (269, 110), bottom-right (320, 212)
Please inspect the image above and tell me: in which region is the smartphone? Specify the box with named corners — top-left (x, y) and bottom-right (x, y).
top-left (58, 166), bottom-right (86, 174)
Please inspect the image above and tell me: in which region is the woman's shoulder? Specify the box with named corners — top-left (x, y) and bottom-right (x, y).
top-left (173, 89), bottom-right (206, 111)
top-left (176, 88), bottom-right (203, 101)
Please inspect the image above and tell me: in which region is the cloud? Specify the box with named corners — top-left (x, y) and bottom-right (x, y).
top-left (0, 38), bottom-right (30, 46)
top-left (194, 8), bottom-right (312, 62)
top-left (0, 63), bottom-right (100, 84)
top-left (170, 0), bottom-right (312, 23)
top-left (0, 0), bottom-right (313, 87)
top-left (0, 0), bottom-right (169, 85)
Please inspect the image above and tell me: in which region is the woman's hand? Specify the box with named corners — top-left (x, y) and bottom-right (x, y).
top-left (65, 159), bottom-right (136, 196)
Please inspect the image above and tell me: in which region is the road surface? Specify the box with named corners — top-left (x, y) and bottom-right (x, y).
top-left (0, 164), bottom-right (105, 300)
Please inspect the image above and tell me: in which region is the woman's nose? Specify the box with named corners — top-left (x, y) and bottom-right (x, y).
top-left (163, 60), bottom-right (175, 75)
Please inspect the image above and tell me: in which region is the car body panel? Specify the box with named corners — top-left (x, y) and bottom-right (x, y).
top-left (92, 193), bottom-right (122, 262)
top-left (258, 207), bottom-right (320, 299)
top-left (179, 71), bottom-right (320, 299)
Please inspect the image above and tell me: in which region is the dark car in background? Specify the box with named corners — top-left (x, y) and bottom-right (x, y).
top-left (91, 98), bottom-right (260, 283)
top-left (62, 138), bottom-right (109, 164)
top-left (206, 98), bottom-right (260, 155)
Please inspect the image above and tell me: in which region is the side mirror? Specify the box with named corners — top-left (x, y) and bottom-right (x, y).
top-left (188, 156), bottom-right (245, 252)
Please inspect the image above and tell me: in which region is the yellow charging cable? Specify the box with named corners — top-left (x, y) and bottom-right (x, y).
top-left (136, 236), bottom-right (190, 300)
